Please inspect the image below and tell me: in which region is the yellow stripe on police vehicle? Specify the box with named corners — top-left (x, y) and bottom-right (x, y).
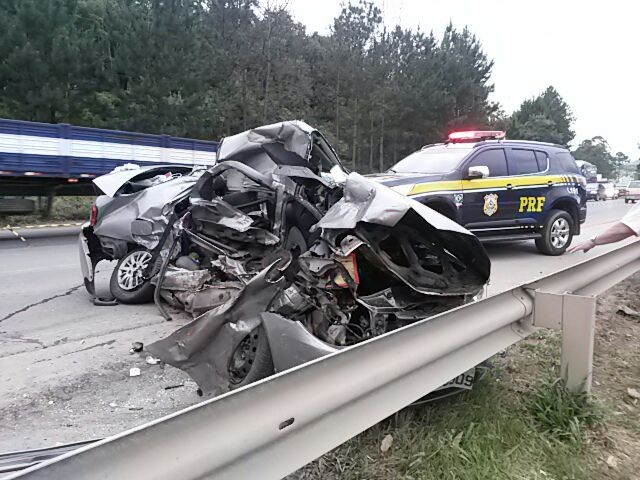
top-left (372, 130), bottom-right (587, 255)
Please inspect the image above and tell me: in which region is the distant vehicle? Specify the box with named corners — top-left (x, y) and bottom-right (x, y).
top-left (372, 130), bottom-right (587, 255)
top-left (585, 182), bottom-right (601, 201)
top-left (575, 160), bottom-right (597, 182)
top-left (622, 180), bottom-right (640, 204)
top-left (600, 182), bottom-right (618, 200)
top-left (0, 118), bottom-right (218, 214)
top-left (586, 181), bottom-right (617, 201)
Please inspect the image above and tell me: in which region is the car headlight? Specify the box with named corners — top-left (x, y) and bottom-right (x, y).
top-left (390, 184), bottom-right (415, 196)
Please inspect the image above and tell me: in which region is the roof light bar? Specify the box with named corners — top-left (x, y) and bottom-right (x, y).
top-left (448, 130), bottom-right (506, 142)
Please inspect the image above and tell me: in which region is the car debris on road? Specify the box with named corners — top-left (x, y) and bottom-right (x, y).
top-left (79, 120), bottom-right (491, 397)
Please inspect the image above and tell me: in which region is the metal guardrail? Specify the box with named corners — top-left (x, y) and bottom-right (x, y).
top-left (0, 441), bottom-right (98, 478)
top-left (10, 241), bottom-right (640, 480)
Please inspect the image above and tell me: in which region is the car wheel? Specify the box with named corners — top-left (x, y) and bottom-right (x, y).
top-left (227, 325), bottom-right (274, 390)
top-left (625, 199), bottom-right (629, 204)
top-left (109, 248), bottom-right (156, 304)
top-left (535, 210), bottom-right (574, 256)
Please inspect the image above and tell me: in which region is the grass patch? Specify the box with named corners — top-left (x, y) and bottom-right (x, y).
top-left (528, 378), bottom-right (603, 443)
top-left (293, 374), bottom-right (596, 480)
top-left (1, 196), bottom-right (94, 226)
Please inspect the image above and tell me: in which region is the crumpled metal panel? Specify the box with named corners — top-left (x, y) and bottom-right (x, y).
top-left (217, 121), bottom-right (315, 163)
top-left (93, 165), bottom-right (189, 198)
top-left (153, 267), bottom-right (212, 291)
top-left (317, 172), bottom-right (470, 234)
top-left (146, 258), bottom-right (290, 395)
top-left (93, 174), bottom-right (198, 249)
top-left (260, 313), bottom-right (339, 372)
top-left (174, 283), bottom-right (243, 316)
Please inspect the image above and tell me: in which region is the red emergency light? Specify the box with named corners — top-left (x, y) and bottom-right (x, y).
top-left (447, 130), bottom-right (505, 142)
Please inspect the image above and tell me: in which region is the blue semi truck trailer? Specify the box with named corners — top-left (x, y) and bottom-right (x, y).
top-left (0, 118), bottom-right (219, 214)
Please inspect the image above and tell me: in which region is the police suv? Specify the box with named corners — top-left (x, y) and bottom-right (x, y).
top-left (371, 131), bottom-right (587, 255)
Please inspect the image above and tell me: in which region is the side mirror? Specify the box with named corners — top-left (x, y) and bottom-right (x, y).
top-left (468, 165), bottom-right (489, 179)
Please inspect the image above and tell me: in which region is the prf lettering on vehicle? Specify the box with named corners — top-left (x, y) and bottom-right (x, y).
top-left (519, 196), bottom-right (545, 213)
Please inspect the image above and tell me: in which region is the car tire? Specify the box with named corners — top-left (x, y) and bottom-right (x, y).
top-left (535, 209), bottom-right (574, 256)
top-left (227, 325), bottom-right (274, 390)
top-left (625, 199), bottom-right (629, 204)
top-left (109, 248), bottom-right (156, 304)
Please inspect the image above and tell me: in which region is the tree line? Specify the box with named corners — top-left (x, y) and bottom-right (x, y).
top-left (502, 86), bottom-right (632, 179)
top-left (0, 0), bottom-right (632, 175)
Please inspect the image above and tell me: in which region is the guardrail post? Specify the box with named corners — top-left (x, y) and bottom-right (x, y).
top-left (560, 293), bottom-right (596, 394)
top-left (533, 290), bottom-right (596, 393)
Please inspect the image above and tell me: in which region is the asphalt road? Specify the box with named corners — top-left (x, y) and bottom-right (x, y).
top-left (0, 199), bottom-right (637, 451)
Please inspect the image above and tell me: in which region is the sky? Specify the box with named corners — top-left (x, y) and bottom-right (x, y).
top-left (288, 0), bottom-right (639, 158)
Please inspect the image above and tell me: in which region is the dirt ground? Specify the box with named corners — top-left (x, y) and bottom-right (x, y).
top-left (587, 275), bottom-right (640, 478)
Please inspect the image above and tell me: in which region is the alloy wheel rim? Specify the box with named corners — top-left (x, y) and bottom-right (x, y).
top-left (117, 250), bottom-right (152, 291)
top-left (550, 218), bottom-right (570, 249)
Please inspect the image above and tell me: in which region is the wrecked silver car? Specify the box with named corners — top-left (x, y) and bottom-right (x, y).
top-left (141, 121), bottom-right (491, 395)
top-left (79, 164), bottom-right (201, 303)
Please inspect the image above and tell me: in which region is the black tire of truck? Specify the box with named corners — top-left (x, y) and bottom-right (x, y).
top-left (109, 248), bottom-right (156, 304)
top-left (535, 209), bottom-right (574, 256)
top-left (227, 325), bottom-right (274, 390)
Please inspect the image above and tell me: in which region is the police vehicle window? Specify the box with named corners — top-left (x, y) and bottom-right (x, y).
top-left (467, 149), bottom-right (508, 177)
top-left (556, 152), bottom-right (581, 174)
top-left (534, 151), bottom-right (549, 171)
top-left (509, 149), bottom-right (539, 175)
top-left (390, 145), bottom-right (474, 174)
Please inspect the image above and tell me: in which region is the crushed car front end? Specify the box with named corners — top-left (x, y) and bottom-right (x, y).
top-left (143, 121), bottom-right (490, 396)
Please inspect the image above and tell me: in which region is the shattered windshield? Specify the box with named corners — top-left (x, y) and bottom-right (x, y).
top-left (391, 145), bottom-right (473, 174)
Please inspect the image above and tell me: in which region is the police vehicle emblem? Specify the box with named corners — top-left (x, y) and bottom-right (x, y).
top-left (483, 193), bottom-right (498, 216)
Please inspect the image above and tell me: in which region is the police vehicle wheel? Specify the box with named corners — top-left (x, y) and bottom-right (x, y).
top-left (535, 210), bottom-right (574, 256)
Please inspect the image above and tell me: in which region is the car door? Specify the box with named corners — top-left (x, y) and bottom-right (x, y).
top-left (461, 148), bottom-right (515, 229)
top-left (505, 147), bottom-right (548, 226)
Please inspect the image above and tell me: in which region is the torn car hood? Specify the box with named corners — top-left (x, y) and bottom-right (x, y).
top-left (93, 165), bottom-right (193, 197)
